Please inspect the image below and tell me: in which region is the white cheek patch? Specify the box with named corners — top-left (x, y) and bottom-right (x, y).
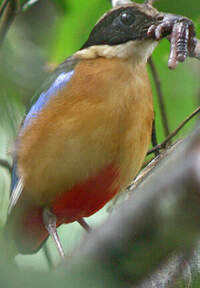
top-left (75, 40), bottom-right (158, 63)
top-left (137, 41), bottom-right (158, 61)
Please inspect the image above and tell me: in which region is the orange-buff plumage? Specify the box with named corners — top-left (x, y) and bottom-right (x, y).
top-left (6, 2), bottom-right (158, 254)
top-left (8, 57), bottom-right (153, 253)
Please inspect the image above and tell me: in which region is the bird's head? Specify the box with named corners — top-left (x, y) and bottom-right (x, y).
top-left (75, 2), bottom-right (162, 63)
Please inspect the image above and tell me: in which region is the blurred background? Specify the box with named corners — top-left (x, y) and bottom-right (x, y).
top-left (0, 0), bottom-right (200, 286)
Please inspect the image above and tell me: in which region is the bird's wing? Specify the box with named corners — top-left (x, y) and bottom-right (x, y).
top-left (23, 56), bottom-right (78, 128)
top-left (9, 56), bottom-right (78, 214)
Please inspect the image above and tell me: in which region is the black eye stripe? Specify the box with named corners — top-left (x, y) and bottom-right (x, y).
top-left (82, 6), bottom-right (155, 49)
top-left (120, 12), bottom-right (135, 26)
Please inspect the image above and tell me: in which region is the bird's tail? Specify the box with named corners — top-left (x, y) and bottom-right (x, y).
top-left (4, 200), bottom-right (49, 255)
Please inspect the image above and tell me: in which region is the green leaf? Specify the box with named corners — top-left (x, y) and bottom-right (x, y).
top-left (51, 0), bottom-right (68, 11)
top-left (50, 0), bottom-right (110, 63)
top-left (154, 0), bottom-right (199, 19)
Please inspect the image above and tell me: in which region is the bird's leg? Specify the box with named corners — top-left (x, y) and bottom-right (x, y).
top-left (77, 218), bottom-right (92, 233)
top-left (43, 208), bottom-right (65, 259)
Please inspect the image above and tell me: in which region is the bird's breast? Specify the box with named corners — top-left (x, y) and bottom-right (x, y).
top-left (18, 56), bottom-right (153, 207)
top-left (8, 56), bottom-right (154, 253)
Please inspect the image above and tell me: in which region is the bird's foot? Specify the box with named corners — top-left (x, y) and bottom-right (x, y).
top-left (43, 208), bottom-right (65, 259)
top-left (148, 13), bottom-right (197, 69)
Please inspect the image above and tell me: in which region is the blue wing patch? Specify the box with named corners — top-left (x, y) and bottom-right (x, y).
top-left (10, 163), bottom-right (19, 192)
top-left (23, 70), bottom-right (74, 128)
top-left (11, 69), bottom-right (74, 193)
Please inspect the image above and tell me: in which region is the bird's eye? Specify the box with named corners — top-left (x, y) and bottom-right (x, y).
top-left (120, 12), bottom-right (135, 26)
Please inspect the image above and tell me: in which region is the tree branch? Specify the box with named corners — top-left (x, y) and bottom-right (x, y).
top-left (144, 0), bottom-right (158, 5)
top-left (128, 143), bottom-right (178, 194)
top-left (0, 159), bottom-right (12, 173)
top-left (151, 119), bottom-right (160, 157)
top-left (69, 128), bottom-right (200, 286)
top-left (147, 106), bottom-right (200, 155)
top-left (0, 0), bottom-right (9, 17)
top-left (148, 57), bottom-right (170, 139)
top-left (0, 0), bottom-right (20, 45)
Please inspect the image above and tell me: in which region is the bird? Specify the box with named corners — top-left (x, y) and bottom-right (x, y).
top-left (5, 1), bottom-right (162, 258)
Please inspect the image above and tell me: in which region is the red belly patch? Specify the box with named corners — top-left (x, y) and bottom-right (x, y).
top-left (53, 163), bottom-right (120, 224)
top-left (15, 163), bottom-right (119, 254)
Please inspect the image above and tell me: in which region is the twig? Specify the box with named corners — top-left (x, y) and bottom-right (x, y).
top-left (0, 0), bottom-right (9, 17)
top-left (0, 159), bottom-right (12, 173)
top-left (129, 142), bottom-right (178, 194)
top-left (151, 119), bottom-right (160, 156)
top-left (148, 57), bottom-right (170, 139)
top-left (147, 106), bottom-right (200, 155)
top-left (0, 0), bottom-right (20, 45)
top-left (142, 156), bottom-right (154, 168)
top-left (129, 154), bottom-right (162, 192)
top-left (144, 0), bottom-right (158, 5)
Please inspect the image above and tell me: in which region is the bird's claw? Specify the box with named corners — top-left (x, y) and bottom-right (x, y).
top-left (148, 14), bottom-right (197, 69)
